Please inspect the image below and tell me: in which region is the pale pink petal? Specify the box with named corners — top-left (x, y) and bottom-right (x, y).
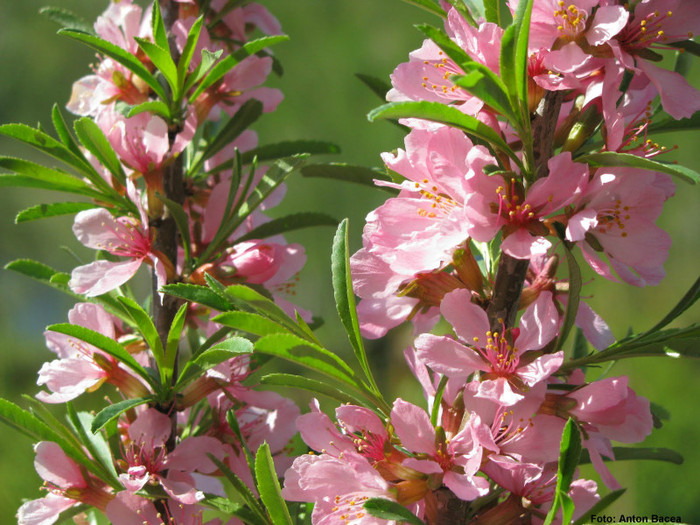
top-left (105, 492), bottom-right (159, 525)
top-left (336, 405), bottom-right (386, 438)
top-left (501, 229), bottom-right (551, 259)
top-left (72, 208), bottom-right (123, 250)
top-left (391, 399), bottom-right (435, 454)
top-left (566, 209), bottom-right (598, 242)
top-left (444, 470), bottom-right (490, 501)
top-left (587, 6), bottom-right (628, 46)
top-left (17, 493), bottom-right (76, 525)
top-left (638, 60), bottom-right (700, 120)
top-left (516, 352), bottom-right (564, 387)
top-left (414, 334), bottom-right (486, 378)
top-left (119, 465), bottom-right (149, 492)
top-left (440, 289), bottom-right (490, 343)
top-left (517, 291), bottom-right (559, 351)
top-left (36, 358), bottom-right (105, 403)
top-left (575, 302), bottom-right (615, 350)
top-left (128, 408), bottom-right (172, 445)
top-left (33, 442), bottom-right (86, 489)
top-left (475, 377), bottom-right (523, 406)
top-left (69, 258), bottom-right (144, 296)
top-left (166, 436), bottom-right (227, 474)
top-left (162, 470), bottom-right (204, 504)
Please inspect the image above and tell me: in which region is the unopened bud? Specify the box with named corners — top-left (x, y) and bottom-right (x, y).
top-left (452, 246), bottom-right (485, 295)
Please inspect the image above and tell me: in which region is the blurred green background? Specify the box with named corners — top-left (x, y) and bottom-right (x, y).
top-left (1, 1), bottom-right (698, 523)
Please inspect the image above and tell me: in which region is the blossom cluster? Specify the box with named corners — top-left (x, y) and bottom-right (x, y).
top-left (282, 1), bottom-right (698, 523)
top-left (17, 1), bottom-right (308, 523)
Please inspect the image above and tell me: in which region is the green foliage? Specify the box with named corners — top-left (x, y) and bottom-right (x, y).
top-left (576, 151), bottom-right (700, 184)
top-left (255, 442), bottom-right (294, 525)
top-left (364, 498), bottom-right (427, 525)
top-left (543, 418), bottom-right (581, 525)
top-left (90, 397), bottom-right (152, 434)
top-left (15, 202), bottom-right (96, 223)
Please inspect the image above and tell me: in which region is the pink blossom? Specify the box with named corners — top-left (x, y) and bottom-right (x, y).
top-left (391, 399), bottom-right (490, 501)
top-left (69, 197), bottom-right (167, 297)
top-left (36, 303), bottom-right (149, 403)
top-left (415, 289), bottom-right (562, 406)
top-left (566, 167), bottom-right (674, 286)
top-left (105, 492), bottom-right (219, 525)
top-left (119, 408), bottom-right (227, 504)
top-left (17, 442), bottom-right (113, 525)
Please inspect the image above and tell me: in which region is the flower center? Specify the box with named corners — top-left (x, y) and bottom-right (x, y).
top-left (554, 2), bottom-right (588, 41)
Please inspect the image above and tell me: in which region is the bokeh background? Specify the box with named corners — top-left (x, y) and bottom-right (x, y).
top-left (1, 1), bottom-right (699, 523)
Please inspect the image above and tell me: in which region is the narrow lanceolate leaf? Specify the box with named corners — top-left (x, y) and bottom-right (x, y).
top-left (91, 397), bottom-right (152, 434)
top-left (356, 73), bottom-right (393, 101)
top-left (576, 151), bottom-right (700, 184)
top-left (0, 157), bottom-right (100, 198)
top-left (189, 99), bottom-right (263, 177)
top-left (300, 163), bottom-right (393, 188)
top-left (368, 101), bottom-right (521, 167)
top-left (208, 456), bottom-right (269, 525)
top-left (484, 0), bottom-right (507, 26)
top-left (235, 140), bottom-right (340, 165)
top-left (573, 489), bottom-right (626, 525)
top-left (399, 0), bottom-right (446, 17)
top-left (452, 64), bottom-right (518, 123)
top-left (51, 104), bottom-right (86, 159)
top-left (4, 259), bottom-right (85, 303)
top-left (255, 443), bottom-right (294, 525)
top-left (74, 117), bottom-right (127, 186)
top-left (543, 418), bottom-right (581, 525)
top-left (578, 446), bottom-right (683, 465)
top-left (235, 212), bottom-right (338, 243)
top-left (0, 123), bottom-right (94, 176)
top-left (165, 303), bottom-right (189, 385)
top-left (47, 323), bottom-right (155, 387)
top-left (556, 243), bottom-right (582, 350)
top-left (416, 23), bottom-right (472, 68)
top-left (0, 399), bottom-right (113, 483)
top-left (646, 275), bottom-right (700, 333)
top-left (512, 0), bottom-right (534, 108)
top-left (126, 100), bottom-right (172, 119)
top-left (117, 297), bottom-right (165, 380)
top-left (150, 0), bottom-right (169, 51)
top-left (135, 37), bottom-right (179, 98)
top-left (189, 35), bottom-right (289, 103)
top-left (66, 407), bottom-right (120, 486)
top-left (176, 337), bottom-right (253, 388)
top-left (161, 283), bottom-right (233, 312)
top-left (58, 29), bottom-right (166, 101)
top-left (260, 373), bottom-right (375, 407)
top-left (15, 202), bottom-right (97, 223)
top-left (647, 112), bottom-right (700, 134)
top-left (39, 6), bottom-right (94, 33)
top-left (156, 193), bottom-right (193, 267)
top-left (213, 311), bottom-right (290, 337)
top-left (253, 333), bottom-right (359, 387)
top-left (363, 498), bottom-right (426, 525)
top-left (177, 15), bottom-right (204, 86)
top-left (332, 220), bottom-right (380, 395)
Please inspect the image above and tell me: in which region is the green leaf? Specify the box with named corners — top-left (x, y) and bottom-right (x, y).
top-left (254, 333), bottom-right (359, 387)
top-left (573, 489), bottom-right (626, 525)
top-left (484, 0), bottom-right (506, 26)
top-left (576, 151), bottom-right (700, 184)
top-left (39, 6), bottom-right (94, 33)
top-left (226, 411), bottom-right (255, 472)
top-left (544, 418), bottom-right (581, 525)
top-left (0, 123), bottom-right (94, 176)
top-left (647, 275), bottom-right (700, 333)
top-left (91, 397), bottom-right (151, 433)
top-left (65, 407), bottom-right (120, 486)
top-left (223, 284), bottom-right (311, 339)
top-left (207, 454), bottom-right (269, 525)
top-left (15, 202), bottom-right (96, 223)
top-left (647, 112), bottom-right (700, 134)
top-left (51, 104), bottom-right (86, 159)
top-left (117, 297), bottom-right (165, 381)
top-left (189, 99), bottom-right (263, 177)
top-left (126, 100), bottom-right (172, 119)
top-left (556, 243), bottom-right (582, 350)
top-left (178, 16), bottom-right (204, 86)
top-left (234, 140), bottom-right (340, 165)
top-left (165, 303), bottom-right (188, 384)
top-left (47, 323), bottom-right (155, 387)
top-left (176, 337), bottom-right (253, 388)
top-left (668, 39), bottom-right (700, 57)
top-left (183, 48), bottom-right (224, 94)
top-left (398, 0), bottom-right (446, 17)
top-left (0, 156), bottom-right (101, 197)
top-left (161, 283), bottom-right (233, 312)
top-left (156, 193), bottom-right (193, 267)
top-left (416, 23), bottom-right (473, 68)
top-left (260, 373), bottom-right (371, 406)
top-left (189, 35), bottom-right (289, 103)
top-left (300, 163), bottom-right (393, 188)
top-left (332, 219), bottom-right (380, 395)
top-left (452, 64), bottom-right (518, 122)
top-left (150, 0), bottom-right (169, 51)
top-left (499, 24), bottom-right (517, 101)
top-left (255, 442), bottom-right (294, 525)
top-left (73, 117), bottom-right (127, 186)
top-left (356, 73), bottom-right (393, 101)
top-left (363, 498), bottom-right (426, 525)
top-left (135, 37), bottom-right (179, 98)
top-left (442, 0), bottom-right (478, 25)
top-left (213, 311), bottom-right (290, 337)
top-left (512, 0), bottom-right (534, 107)
top-left (235, 212), bottom-right (337, 242)
top-left (578, 446), bottom-right (683, 465)
top-left (0, 399), bottom-right (110, 482)
top-left (58, 29), bottom-right (166, 101)
top-left (368, 101), bottom-right (521, 167)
